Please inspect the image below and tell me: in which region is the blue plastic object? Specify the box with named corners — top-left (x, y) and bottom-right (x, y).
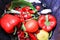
top-left (40, 0), bottom-right (60, 40)
top-left (32, 0), bottom-right (60, 40)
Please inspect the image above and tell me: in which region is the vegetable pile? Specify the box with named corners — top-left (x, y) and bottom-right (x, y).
top-left (0, 0), bottom-right (57, 40)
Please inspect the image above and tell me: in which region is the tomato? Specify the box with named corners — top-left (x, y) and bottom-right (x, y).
top-left (38, 14), bottom-right (56, 32)
top-left (1, 14), bottom-right (20, 33)
top-left (36, 6), bottom-right (40, 11)
top-left (25, 19), bottom-right (39, 32)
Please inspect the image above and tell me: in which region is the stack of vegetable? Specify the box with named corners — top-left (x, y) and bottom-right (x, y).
top-left (0, 0), bottom-right (57, 40)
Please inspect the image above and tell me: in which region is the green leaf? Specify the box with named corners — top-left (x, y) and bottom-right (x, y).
top-left (12, 0), bottom-right (24, 2)
top-left (49, 31), bottom-right (53, 38)
top-left (24, 32), bottom-right (29, 38)
top-left (9, 0), bottom-right (36, 11)
top-left (21, 24), bottom-right (26, 31)
top-left (13, 27), bottom-right (17, 35)
top-left (12, 0), bottom-right (18, 1)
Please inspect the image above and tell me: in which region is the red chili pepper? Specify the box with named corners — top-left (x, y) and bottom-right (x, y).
top-left (17, 30), bottom-right (25, 38)
top-left (20, 14), bottom-right (25, 22)
top-left (28, 10), bottom-right (35, 14)
top-left (22, 6), bottom-right (30, 12)
top-left (23, 13), bottom-right (32, 20)
top-left (1, 14), bottom-right (20, 33)
top-left (15, 7), bottom-right (20, 11)
top-left (38, 14), bottom-right (56, 32)
top-left (25, 37), bottom-right (31, 40)
top-left (28, 33), bottom-right (37, 40)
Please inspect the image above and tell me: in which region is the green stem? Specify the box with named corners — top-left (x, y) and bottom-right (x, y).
top-left (21, 24), bottom-right (26, 31)
top-left (49, 31), bottom-right (53, 38)
top-left (45, 15), bottom-right (50, 26)
top-left (24, 32), bottom-right (29, 38)
top-left (31, 14), bottom-right (38, 20)
top-left (45, 15), bottom-right (48, 22)
top-left (13, 27), bottom-right (17, 35)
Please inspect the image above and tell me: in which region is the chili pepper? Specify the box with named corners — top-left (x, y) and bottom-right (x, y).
top-left (38, 14), bottom-right (56, 32)
top-left (17, 30), bottom-right (25, 39)
top-left (25, 37), bottom-right (31, 40)
top-left (17, 30), bottom-right (26, 40)
top-left (20, 14), bottom-right (25, 22)
top-left (22, 6), bottom-right (30, 12)
top-left (23, 13), bottom-right (32, 20)
top-left (28, 9), bottom-right (35, 14)
top-left (28, 33), bottom-right (37, 40)
top-left (15, 7), bottom-right (20, 11)
top-left (1, 14), bottom-right (20, 33)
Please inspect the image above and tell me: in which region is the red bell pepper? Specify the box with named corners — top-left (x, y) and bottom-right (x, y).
top-left (38, 14), bottom-right (56, 32)
top-left (1, 14), bottom-right (20, 33)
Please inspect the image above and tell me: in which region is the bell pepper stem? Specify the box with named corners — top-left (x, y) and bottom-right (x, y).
top-left (45, 15), bottom-right (50, 26)
top-left (46, 15), bottom-right (48, 22)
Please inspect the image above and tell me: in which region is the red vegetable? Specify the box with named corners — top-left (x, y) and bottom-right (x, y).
top-left (25, 19), bottom-right (39, 32)
top-left (24, 13), bottom-right (32, 20)
top-left (0, 19), bottom-right (1, 25)
top-left (1, 14), bottom-right (20, 33)
top-left (17, 23), bottom-right (21, 30)
top-left (36, 6), bottom-right (40, 11)
top-left (15, 7), bottom-right (20, 11)
top-left (19, 14), bottom-right (25, 22)
top-left (22, 6), bottom-right (30, 12)
top-left (25, 37), bottom-right (30, 40)
top-left (28, 10), bottom-right (35, 14)
top-left (38, 14), bottom-right (56, 32)
top-left (17, 30), bottom-right (25, 38)
top-left (28, 33), bottom-right (37, 40)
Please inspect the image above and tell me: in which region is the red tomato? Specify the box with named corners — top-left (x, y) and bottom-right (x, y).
top-left (25, 19), bottom-right (39, 32)
top-left (38, 14), bottom-right (56, 32)
top-left (36, 6), bottom-right (40, 11)
top-left (1, 14), bottom-right (20, 33)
